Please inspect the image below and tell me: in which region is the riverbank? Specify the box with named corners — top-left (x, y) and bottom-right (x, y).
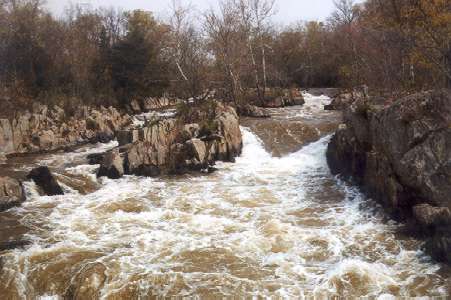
top-left (326, 89), bottom-right (451, 264)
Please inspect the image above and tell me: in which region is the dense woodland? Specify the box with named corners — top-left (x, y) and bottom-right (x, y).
top-left (0, 0), bottom-right (450, 112)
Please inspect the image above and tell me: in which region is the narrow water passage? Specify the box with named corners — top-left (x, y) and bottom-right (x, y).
top-left (0, 96), bottom-right (449, 298)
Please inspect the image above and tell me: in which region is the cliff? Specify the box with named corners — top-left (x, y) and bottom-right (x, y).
top-left (327, 89), bottom-right (451, 263)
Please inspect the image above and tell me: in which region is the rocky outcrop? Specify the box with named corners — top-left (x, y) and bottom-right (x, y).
top-left (262, 89), bottom-right (305, 108)
top-left (0, 176), bottom-right (24, 211)
top-left (27, 166), bottom-right (64, 196)
top-left (324, 86), bottom-right (371, 111)
top-left (97, 149), bottom-right (125, 179)
top-left (237, 104), bottom-right (270, 118)
top-left (324, 91), bottom-right (356, 110)
top-left (327, 89), bottom-right (451, 263)
top-left (0, 104), bottom-right (132, 156)
top-left (97, 101), bottom-right (243, 178)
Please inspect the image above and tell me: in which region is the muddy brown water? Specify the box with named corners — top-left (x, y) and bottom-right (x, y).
top-left (0, 93), bottom-right (450, 298)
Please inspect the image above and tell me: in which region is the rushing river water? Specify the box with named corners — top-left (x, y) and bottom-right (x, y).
top-left (0, 94), bottom-right (449, 298)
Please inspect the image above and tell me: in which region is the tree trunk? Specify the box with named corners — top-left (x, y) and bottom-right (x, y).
top-left (248, 40), bottom-right (263, 106)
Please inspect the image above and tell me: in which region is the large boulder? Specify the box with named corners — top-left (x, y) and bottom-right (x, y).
top-left (285, 89), bottom-right (305, 106)
top-left (263, 96), bottom-right (285, 108)
top-left (97, 149), bottom-right (125, 179)
top-left (324, 88), bottom-right (369, 111)
top-left (0, 177), bottom-right (25, 211)
top-left (260, 89), bottom-right (305, 108)
top-left (215, 103), bottom-right (243, 161)
top-left (124, 142), bottom-right (164, 177)
top-left (27, 166), bottom-right (64, 196)
top-left (238, 104), bottom-right (270, 118)
top-left (325, 92), bottom-right (355, 110)
top-left (327, 89), bottom-right (451, 263)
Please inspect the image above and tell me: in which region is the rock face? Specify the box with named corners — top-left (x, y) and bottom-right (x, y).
top-left (27, 166), bottom-right (64, 196)
top-left (0, 177), bottom-right (24, 211)
top-left (98, 101), bottom-right (243, 178)
top-left (0, 104), bottom-right (131, 156)
top-left (0, 119), bottom-right (14, 154)
top-left (327, 89), bottom-right (451, 263)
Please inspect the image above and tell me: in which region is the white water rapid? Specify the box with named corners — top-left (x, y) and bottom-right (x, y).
top-left (0, 94), bottom-right (448, 298)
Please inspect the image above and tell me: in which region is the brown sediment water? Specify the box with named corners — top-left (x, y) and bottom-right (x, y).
top-left (0, 93), bottom-right (449, 298)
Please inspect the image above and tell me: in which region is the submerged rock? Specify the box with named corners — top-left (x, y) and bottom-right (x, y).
top-left (27, 166), bottom-right (64, 196)
top-left (0, 239), bottom-right (31, 251)
top-left (327, 89), bottom-right (451, 263)
top-left (64, 262), bottom-right (107, 300)
top-left (87, 153), bottom-right (105, 165)
top-left (0, 176), bottom-right (25, 211)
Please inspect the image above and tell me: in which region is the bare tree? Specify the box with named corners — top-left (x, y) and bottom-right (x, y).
top-left (168, 0), bottom-right (208, 98)
top-left (204, 0), bottom-right (248, 104)
top-left (169, 0), bottom-right (190, 82)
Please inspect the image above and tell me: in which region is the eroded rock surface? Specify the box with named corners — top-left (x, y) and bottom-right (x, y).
top-left (0, 177), bottom-right (24, 211)
top-left (97, 101), bottom-right (243, 178)
top-left (0, 104), bottom-right (132, 155)
top-left (327, 89), bottom-right (451, 263)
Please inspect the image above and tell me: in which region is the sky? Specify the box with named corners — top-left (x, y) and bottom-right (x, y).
top-left (45, 0), bottom-right (338, 25)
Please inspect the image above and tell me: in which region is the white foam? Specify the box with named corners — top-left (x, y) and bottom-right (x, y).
top-left (38, 140), bottom-right (118, 168)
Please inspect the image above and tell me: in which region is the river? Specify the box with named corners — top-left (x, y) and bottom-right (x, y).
top-left (0, 93), bottom-right (449, 298)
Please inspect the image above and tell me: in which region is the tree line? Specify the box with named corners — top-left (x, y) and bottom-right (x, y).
top-left (0, 0), bottom-right (449, 111)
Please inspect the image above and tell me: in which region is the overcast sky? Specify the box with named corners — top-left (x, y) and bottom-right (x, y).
top-left (45, 0), bottom-right (338, 25)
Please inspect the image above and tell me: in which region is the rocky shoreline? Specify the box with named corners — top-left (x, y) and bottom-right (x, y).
top-left (0, 104), bottom-right (132, 156)
top-left (0, 98), bottom-right (243, 212)
top-left (326, 89), bottom-right (451, 263)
